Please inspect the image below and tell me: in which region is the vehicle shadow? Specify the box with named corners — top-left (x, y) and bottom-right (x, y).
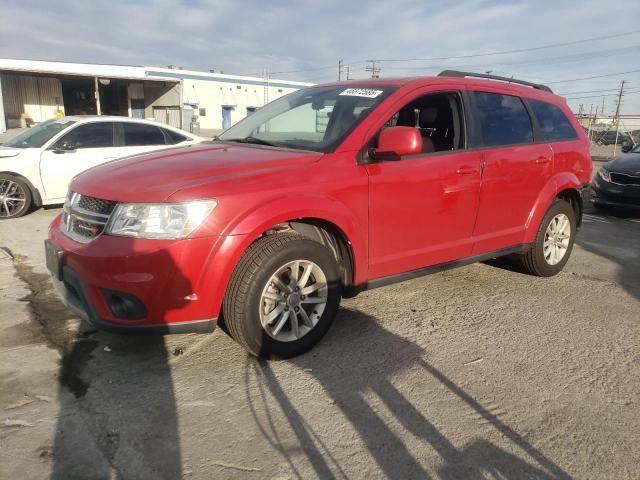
top-left (246, 308), bottom-right (572, 479)
top-left (50, 249), bottom-right (188, 479)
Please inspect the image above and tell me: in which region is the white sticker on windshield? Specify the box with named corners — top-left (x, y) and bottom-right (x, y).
top-left (339, 88), bottom-right (383, 98)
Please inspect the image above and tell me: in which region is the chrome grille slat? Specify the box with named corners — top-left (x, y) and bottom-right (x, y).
top-left (610, 173), bottom-right (640, 187)
top-left (61, 192), bottom-right (118, 243)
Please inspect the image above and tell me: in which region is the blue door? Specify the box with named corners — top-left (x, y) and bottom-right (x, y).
top-left (222, 107), bottom-right (232, 129)
top-left (131, 99), bottom-right (145, 119)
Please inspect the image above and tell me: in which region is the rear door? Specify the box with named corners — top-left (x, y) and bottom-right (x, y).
top-left (39, 121), bottom-right (116, 201)
top-left (468, 91), bottom-right (553, 254)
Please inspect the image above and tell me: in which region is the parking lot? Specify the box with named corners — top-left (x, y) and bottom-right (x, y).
top-left (0, 185), bottom-right (638, 479)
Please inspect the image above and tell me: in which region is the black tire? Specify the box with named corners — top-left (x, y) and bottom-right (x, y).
top-left (0, 174), bottom-right (32, 219)
top-left (223, 232), bottom-right (342, 359)
top-left (519, 199), bottom-right (576, 277)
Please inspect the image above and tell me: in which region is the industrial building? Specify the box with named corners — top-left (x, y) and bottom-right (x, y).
top-left (0, 58), bottom-right (312, 134)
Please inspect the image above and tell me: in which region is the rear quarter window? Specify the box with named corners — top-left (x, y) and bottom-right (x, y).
top-left (528, 99), bottom-right (578, 141)
top-left (471, 92), bottom-right (533, 147)
top-left (164, 129), bottom-right (189, 144)
top-left (122, 123), bottom-right (167, 146)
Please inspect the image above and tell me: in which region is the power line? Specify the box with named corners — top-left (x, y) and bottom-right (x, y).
top-left (565, 89), bottom-right (640, 100)
top-left (365, 60), bottom-right (381, 78)
top-left (546, 69), bottom-right (640, 84)
top-left (559, 87), bottom-right (621, 95)
top-left (379, 44), bottom-right (640, 72)
top-left (372, 30), bottom-right (640, 63)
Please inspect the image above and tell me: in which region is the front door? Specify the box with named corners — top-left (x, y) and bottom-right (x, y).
top-left (39, 122), bottom-right (116, 201)
top-left (222, 107), bottom-right (232, 129)
top-left (131, 99), bottom-right (145, 118)
top-left (365, 91), bottom-right (482, 279)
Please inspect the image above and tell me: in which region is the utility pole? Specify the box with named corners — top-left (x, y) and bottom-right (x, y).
top-left (338, 60), bottom-right (343, 81)
top-left (365, 60), bottom-right (381, 79)
top-left (613, 80), bottom-right (625, 157)
top-left (345, 66), bottom-right (351, 80)
top-left (263, 68), bottom-right (270, 106)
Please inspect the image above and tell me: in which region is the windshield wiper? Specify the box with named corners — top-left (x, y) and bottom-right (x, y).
top-left (222, 136), bottom-right (280, 147)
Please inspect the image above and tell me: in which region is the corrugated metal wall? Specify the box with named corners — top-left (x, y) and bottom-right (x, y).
top-left (153, 106), bottom-right (181, 128)
top-left (0, 73), bottom-right (63, 123)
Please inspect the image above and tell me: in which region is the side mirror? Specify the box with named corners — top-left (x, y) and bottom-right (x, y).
top-left (53, 141), bottom-right (76, 154)
top-left (369, 127), bottom-right (422, 161)
top-left (621, 141), bottom-right (632, 153)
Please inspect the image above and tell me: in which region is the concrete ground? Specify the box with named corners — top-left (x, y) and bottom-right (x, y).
top-left (1, 189), bottom-right (639, 479)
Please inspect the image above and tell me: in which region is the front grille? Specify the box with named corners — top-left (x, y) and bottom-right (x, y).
top-left (61, 192), bottom-right (117, 243)
top-left (611, 173), bottom-right (640, 186)
top-left (78, 195), bottom-right (117, 215)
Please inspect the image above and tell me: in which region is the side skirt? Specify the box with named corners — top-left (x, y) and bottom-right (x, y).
top-left (344, 244), bottom-right (531, 297)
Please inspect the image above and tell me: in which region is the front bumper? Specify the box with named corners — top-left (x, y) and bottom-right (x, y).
top-left (47, 214), bottom-right (243, 334)
top-left (590, 176), bottom-right (640, 209)
top-left (52, 265), bottom-right (216, 334)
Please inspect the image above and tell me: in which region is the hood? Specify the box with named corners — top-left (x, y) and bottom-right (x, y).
top-left (71, 142), bottom-right (322, 202)
top-left (0, 146), bottom-right (23, 158)
top-left (608, 153), bottom-right (640, 175)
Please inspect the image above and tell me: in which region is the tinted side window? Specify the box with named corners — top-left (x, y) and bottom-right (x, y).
top-left (58, 122), bottom-right (114, 148)
top-left (471, 92), bottom-right (533, 146)
top-left (164, 129), bottom-right (188, 144)
top-left (122, 123), bottom-right (166, 146)
top-left (529, 100), bottom-right (577, 141)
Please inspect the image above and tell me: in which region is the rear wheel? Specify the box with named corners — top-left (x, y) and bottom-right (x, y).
top-left (223, 232), bottom-right (342, 359)
top-left (519, 199), bottom-right (576, 276)
top-left (0, 175), bottom-right (31, 219)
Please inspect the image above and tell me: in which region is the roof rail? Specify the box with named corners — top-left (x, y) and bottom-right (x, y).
top-left (438, 70), bottom-right (553, 93)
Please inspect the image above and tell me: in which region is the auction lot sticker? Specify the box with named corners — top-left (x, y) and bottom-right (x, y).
top-left (339, 88), bottom-right (383, 98)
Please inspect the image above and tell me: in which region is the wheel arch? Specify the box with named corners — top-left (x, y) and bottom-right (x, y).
top-left (524, 173), bottom-right (582, 243)
top-left (0, 171), bottom-right (43, 207)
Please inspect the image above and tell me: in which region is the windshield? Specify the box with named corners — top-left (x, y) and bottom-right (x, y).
top-left (218, 85), bottom-right (396, 152)
top-left (3, 119), bottom-right (76, 149)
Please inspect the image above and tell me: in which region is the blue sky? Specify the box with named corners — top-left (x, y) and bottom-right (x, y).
top-left (1, 0), bottom-right (639, 115)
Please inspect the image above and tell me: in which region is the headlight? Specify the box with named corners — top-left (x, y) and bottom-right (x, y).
top-left (106, 200), bottom-right (217, 239)
top-left (597, 168), bottom-right (611, 182)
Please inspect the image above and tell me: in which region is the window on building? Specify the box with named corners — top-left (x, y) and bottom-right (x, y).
top-left (199, 108), bottom-right (206, 116)
top-left (528, 99), bottom-right (577, 141)
top-left (471, 92), bottom-right (533, 146)
top-left (122, 123), bottom-right (166, 146)
top-left (57, 122), bottom-right (114, 149)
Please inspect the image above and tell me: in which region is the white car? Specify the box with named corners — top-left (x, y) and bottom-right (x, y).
top-left (0, 116), bottom-right (206, 218)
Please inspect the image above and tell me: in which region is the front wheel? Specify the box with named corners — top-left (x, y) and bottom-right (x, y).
top-left (0, 175), bottom-right (32, 219)
top-left (518, 199), bottom-right (576, 276)
top-left (223, 232), bottom-right (342, 359)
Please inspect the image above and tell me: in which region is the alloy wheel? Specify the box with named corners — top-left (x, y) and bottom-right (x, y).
top-left (0, 179), bottom-right (27, 218)
top-left (543, 213), bottom-right (571, 265)
top-left (259, 259), bottom-right (328, 342)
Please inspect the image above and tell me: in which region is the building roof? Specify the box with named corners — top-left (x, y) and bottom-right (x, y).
top-left (0, 58), bottom-right (313, 88)
top-left (0, 58), bottom-right (177, 82)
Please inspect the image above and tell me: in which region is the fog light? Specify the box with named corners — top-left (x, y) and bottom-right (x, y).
top-left (101, 290), bottom-right (148, 320)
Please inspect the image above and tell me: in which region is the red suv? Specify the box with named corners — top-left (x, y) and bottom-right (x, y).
top-left (46, 71), bottom-right (592, 358)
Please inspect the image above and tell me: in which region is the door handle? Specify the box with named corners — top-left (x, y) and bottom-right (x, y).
top-left (455, 166), bottom-right (479, 175)
top-left (535, 156), bottom-right (551, 164)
